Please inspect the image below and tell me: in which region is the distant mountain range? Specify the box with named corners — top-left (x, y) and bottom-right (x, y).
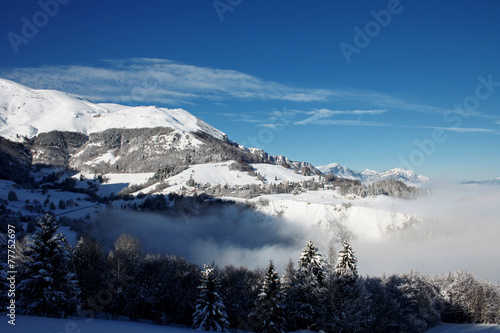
top-left (462, 178), bottom-right (500, 185)
top-left (318, 163), bottom-right (429, 184)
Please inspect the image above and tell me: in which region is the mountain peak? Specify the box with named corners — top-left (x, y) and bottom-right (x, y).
top-left (0, 78), bottom-right (226, 141)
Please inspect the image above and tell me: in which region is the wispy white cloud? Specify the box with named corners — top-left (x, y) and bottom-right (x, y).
top-left (258, 123), bottom-right (286, 129)
top-left (295, 108), bottom-right (388, 126)
top-left (0, 58), bottom-right (336, 105)
top-left (418, 126), bottom-right (496, 133)
top-left (0, 58), bottom-right (450, 115)
top-left (218, 112), bottom-right (265, 124)
top-left (219, 107), bottom-right (388, 128)
top-left (2, 57), bottom-right (496, 127)
top-left (296, 119), bottom-right (388, 127)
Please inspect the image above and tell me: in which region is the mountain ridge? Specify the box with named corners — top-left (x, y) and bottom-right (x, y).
top-left (318, 162), bottom-right (429, 184)
top-left (0, 78), bottom-right (426, 184)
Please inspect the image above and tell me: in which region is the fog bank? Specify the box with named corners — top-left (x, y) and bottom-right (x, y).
top-left (87, 183), bottom-right (500, 282)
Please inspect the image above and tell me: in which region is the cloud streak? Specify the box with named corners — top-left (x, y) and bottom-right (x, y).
top-left (0, 58), bottom-right (453, 115)
top-left (0, 58), bottom-right (335, 105)
top-left (417, 126), bottom-right (496, 133)
top-left (295, 108), bottom-right (388, 126)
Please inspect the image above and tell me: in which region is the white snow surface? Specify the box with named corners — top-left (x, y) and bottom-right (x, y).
top-left (0, 179), bottom-right (89, 215)
top-left (0, 79), bottom-right (226, 140)
top-left (141, 161), bottom-right (315, 194)
top-left (0, 315), bottom-right (195, 333)
top-left (74, 172), bottom-right (155, 196)
top-left (426, 323), bottom-right (500, 332)
top-left (0, 315), bottom-right (498, 333)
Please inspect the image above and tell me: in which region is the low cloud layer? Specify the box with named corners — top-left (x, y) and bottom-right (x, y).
top-left (356, 182), bottom-right (500, 282)
top-left (86, 183), bottom-right (500, 282)
top-left (88, 203), bottom-right (309, 271)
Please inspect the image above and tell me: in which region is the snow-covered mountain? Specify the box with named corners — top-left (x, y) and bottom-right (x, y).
top-left (317, 163), bottom-right (362, 180)
top-left (0, 78), bottom-right (320, 175)
top-left (318, 162), bottom-right (429, 184)
top-left (0, 78), bottom-right (226, 141)
top-left (0, 78), bottom-right (426, 187)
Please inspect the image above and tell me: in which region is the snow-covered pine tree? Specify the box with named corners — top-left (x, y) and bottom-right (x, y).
top-left (334, 240), bottom-right (358, 281)
top-left (192, 264), bottom-right (229, 332)
top-left (322, 240), bottom-right (371, 332)
top-left (18, 214), bottom-right (79, 318)
top-left (251, 260), bottom-right (285, 333)
top-left (287, 240), bottom-right (327, 331)
top-left (298, 239), bottom-right (327, 286)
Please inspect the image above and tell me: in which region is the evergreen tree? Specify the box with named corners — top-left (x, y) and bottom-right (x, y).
top-left (323, 240), bottom-right (371, 332)
top-left (219, 265), bottom-right (261, 329)
top-left (334, 240), bottom-right (358, 281)
top-left (298, 240), bottom-right (326, 286)
top-left (286, 240), bottom-right (326, 331)
top-left (7, 190), bottom-right (18, 201)
top-left (251, 260), bottom-right (285, 333)
top-left (192, 264), bottom-right (228, 332)
top-left (58, 199), bottom-right (66, 209)
top-left (18, 214), bottom-right (79, 318)
top-left (73, 237), bottom-right (108, 317)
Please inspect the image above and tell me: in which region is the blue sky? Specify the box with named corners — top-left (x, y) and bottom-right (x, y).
top-left (1, 0), bottom-right (499, 181)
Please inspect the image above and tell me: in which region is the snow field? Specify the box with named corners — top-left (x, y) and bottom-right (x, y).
top-left (426, 323), bottom-right (500, 332)
top-left (93, 172), bottom-right (155, 196)
top-left (0, 315), bottom-right (195, 333)
top-left (0, 315), bottom-right (498, 333)
top-left (138, 161), bottom-right (316, 195)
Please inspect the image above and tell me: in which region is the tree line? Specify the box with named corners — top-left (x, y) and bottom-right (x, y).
top-left (1, 214), bottom-right (499, 332)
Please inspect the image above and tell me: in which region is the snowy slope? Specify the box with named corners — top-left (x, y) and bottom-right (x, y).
top-left (88, 105), bottom-right (226, 140)
top-left (0, 315), bottom-right (195, 333)
top-left (89, 172), bottom-right (155, 196)
top-left (1, 316), bottom-right (499, 333)
top-left (0, 78), bottom-right (226, 141)
top-left (0, 179), bottom-right (97, 220)
top-left (252, 163), bottom-right (317, 183)
top-left (318, 162), bottom-right (429, 184)
top-left (426, 323), bottom-right (500, 332)
top-left (0, 79), bottom-right (108, 139)
top-left (139, 161), bottom-right (315, 194)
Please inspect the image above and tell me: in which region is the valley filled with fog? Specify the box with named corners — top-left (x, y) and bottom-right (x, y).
top-left (84, 182), bottom-right (500, 282)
